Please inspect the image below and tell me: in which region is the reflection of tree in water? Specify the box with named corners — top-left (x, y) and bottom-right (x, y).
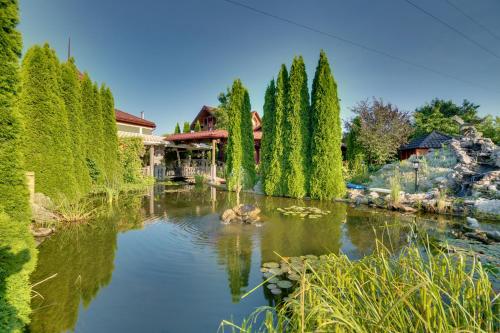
top-left (28, 196), bottom-right (146, 333)
top-left (345, 207), bottom-right (413, 257)
top-left (215, 225), bottom-right (253, 303)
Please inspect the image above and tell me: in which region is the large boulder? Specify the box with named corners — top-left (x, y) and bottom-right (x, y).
top-left (221, 204), bottom-right (261, 224)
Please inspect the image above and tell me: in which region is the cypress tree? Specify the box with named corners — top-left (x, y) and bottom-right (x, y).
top-left (260, 79), bottom-right (276, 193)
top-left (225, 79), bottom-right (244, 192)
top-left (60, 59), bottom-right (91, 195)
top-left (0, 0), bottom-right (29, 220)
top-left (283, 56), bottom-right (310, 198)
top-left (18, 44), bottom-right (77, 199)
top-left (194, 120), bottom-right (201, 132)
top-left (100, 84), bottom-right (121, 182)
top-left (92, 82), bottom-right (104, 177)
top-left (183, 121), bottom-right (190, 133)
top-left (309, 50), bottom-right (345, 200)
top-left (264, 65), bottom-right (288, 196)
top-left (80, 73), bottom-right (98, 181)
top-left (241, 90), bottom-right (256, 188)
top-left (174, 122), bottom-right (181, 134)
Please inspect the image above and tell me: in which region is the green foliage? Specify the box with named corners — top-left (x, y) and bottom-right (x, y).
top-left (60, 59), bottom-right (92, 195)
top-left (183, 121), bottom-right (191, 133)
top-left (413, 98), bottom-right (480, 136)
top-left (194, 120), bottom-right (201, 132)
top-left (118, 137), bottom-right (145, 184)
top-left (352, 98), bottom-right (413, 166)
top-left (260, 79), bottom-right (276, 192)
top-left (283, 56), bottom-right (310, 198)
top-left (263, 65), bottom-right (288, 196)
top-left (225, 80), bottom-right (244, 191)
top-left (224, 242), bottom-right (498, 332)
top-left (174, 122), bottom-right (181, 134)
top-left (241, 90), bottom-right (256, 188)
top-left (0, 211), bottom-right (37, 333)
top-left (390, 168), bottom-right (402, 204)
top-left (309, 51), bottom-right (345, 200)
top-left (18, 44), bottom-right (77, 199)
top-left (0, 0), bottom-right (30, 221)
top-left (215, 88), bottom-right (231, 130)
top-left (99, 85), bottom-right (121, 182)
top-left (476, 115), bottom-right (500, 144)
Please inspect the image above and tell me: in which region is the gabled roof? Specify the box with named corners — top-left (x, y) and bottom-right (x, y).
top-left (190, 105), bottom-right (216, 129)
top-left (115, 109), bottom-right (156, 128)
top-left (400, 131), bottom-right (452, 150)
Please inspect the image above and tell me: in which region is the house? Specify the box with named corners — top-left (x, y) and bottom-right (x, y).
top-left (115, 109), bottom-right (166, 177)
top-left (399, 131), bottom-right (453, 160)
top-left (165, 105), bottom-right (263, 164)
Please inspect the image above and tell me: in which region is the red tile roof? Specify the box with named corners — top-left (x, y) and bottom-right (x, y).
top-left (115, 109), bottom-right (156, 128)
top-left (165, 129), bottom-right (262, 141)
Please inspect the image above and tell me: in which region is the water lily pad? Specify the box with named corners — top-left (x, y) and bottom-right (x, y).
top-left (267, 283), bottom-right (277, 290)
top-left (288, 274), bottom-right (300, 281)
top-left (268, 268), bottom-right (282, 275)
top-left (263, 272), bottom-right (273, 279)
top-left (277, 280), bottom-right (293, 289)
top-left (270, 288), bottom-right (282, 295)
top-left (268, 277), bottom-right (280, 284)
top-left (260, 267), bottom-right (269, 273)
top-left (263, 262), bottom-right (280, 268)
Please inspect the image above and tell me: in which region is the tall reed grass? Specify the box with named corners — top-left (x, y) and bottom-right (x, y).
top-left (220, 242), bottom-right (499, 333)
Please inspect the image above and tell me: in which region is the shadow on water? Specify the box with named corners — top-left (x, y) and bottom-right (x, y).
top-left (27, 186), bottom-right (472, 332)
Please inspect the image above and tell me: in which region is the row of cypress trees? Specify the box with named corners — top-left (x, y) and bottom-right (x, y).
top-left (261, 51), bottom-right (345, 200)
top-left (18, 44), bottom-right (121, 200)
top-left (225, 79), bottom-right (256, 191)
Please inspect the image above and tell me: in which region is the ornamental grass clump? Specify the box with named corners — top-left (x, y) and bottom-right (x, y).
top-left (220, 242), bottom-right (498, 333)
top-left (389, 168), bottom-right (402, 205)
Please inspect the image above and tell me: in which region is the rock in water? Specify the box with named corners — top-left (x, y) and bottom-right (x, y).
top-left (221, 209), bottom-right (237, 224)
top-left (466, 217), bottom-right (480, 228)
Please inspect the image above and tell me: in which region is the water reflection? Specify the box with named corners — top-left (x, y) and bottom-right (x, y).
top-left (28, 187), bottom-right (465, 333)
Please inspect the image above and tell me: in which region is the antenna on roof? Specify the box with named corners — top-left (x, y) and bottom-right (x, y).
top-left (67, 37), bottom-right (71, 60)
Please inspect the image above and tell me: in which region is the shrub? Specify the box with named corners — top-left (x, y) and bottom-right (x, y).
top-left (390, 168), bottom-right (402, 204)
top-left (118, 137), bottom-right (145, 184)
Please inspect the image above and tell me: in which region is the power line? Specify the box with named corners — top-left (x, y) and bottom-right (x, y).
top-left (220, 0), bottom-right (499, 94)
top-left (445, 0), bottom-right (500, 42)
top-left (403, 0), bottom-right (500, 60)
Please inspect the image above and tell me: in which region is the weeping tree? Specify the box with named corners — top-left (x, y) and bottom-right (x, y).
top-left (260, 79), bottom-right (276, 193)
top-left (18, 44), bottom-right (77, 199)
top-left (60, 59), bottom-right (91, 195)
top-left (264, 65), bottom-right (288, 196)
top-left (100, 84), bottom-right (121, 183)
top-left (309, 50), bottom-right (345, 200)
top-left (174, 122), bottom-right (181, 134)
top-left (0, 1), bottom-right (37, 332)
top-left (283, 56), bottom-right (310, 198)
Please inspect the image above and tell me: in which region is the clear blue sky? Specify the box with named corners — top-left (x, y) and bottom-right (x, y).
top-left (19, 0), bottom-right (500, 134)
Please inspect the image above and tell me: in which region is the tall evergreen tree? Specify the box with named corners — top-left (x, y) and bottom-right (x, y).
top-left (100, 84), bottom-right (121, 182)
top-left (183, 121), bottom-right (191, 133)
top-left (0, 0), bottom-right (29, 220)
top-left (260, 79), bottom-right (276, 193)
top-left (225, 80), bottom-right (244, 192)
top-left (264, 65), bottom-right (288, 196)
top-left (309, 50), bottom-right (345, 200)
top-left (18, 44), bottom-right (77, 198)
top-left (241, 90), bottom-right (256, 188)
top-left (60, 59), bottom-right (91, 195)
top-left (194, 120), bottom-right (201, 132)
top-left (283, 56), bottom-right (310, 198)
top-left (80, 73), bottom-right (98, 181)
top-left (174, 122), bottom-right (181, 134)
top-left (92, 82), bottom-right (104, 176)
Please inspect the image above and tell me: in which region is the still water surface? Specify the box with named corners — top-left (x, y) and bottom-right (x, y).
top-left (28, 186), bottom-right (460, 333)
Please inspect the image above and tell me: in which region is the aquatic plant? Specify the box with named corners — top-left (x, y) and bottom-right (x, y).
top-left (54, 196), bottom-right (96, 222)
top-left (389, 168), bottom-right (402, 204)
top-left (220, 242), bottom-right (498, 332)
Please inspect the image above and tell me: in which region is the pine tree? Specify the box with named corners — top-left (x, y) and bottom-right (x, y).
top-left (260, 79), bottom-right (276, 192)
top-left (183, 121), bottom-right (190, 133)
top-left (194, 120), bottom-right (201, 132)
top-left (100, 84), bottom-right (121, 182)
top-left (310, 50), bottom-right (345, 200)
top-left (264, 65), bottom-right (288, 196)
top-left (225, 79), bottom-right (244, 192)
top-left (18, 44), bottom-right (77, 199)
top-left (60, 59), bottom-right (92, 195)
top-left (241, 90), bottom-right (256, 188)
top-left (283, 56), bottom-right (310, 198)
top-left (174, 122), bottom-right (181, 134)
top-left (0, 0), bottom-right (29, 220)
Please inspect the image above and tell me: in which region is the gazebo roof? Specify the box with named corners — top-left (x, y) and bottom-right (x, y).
top-left (118, 131), bottom-right (166, 146)
top-left (165, 129), bottom-right (262, 142)
top-left (400, 131), bottom-right (452, 150)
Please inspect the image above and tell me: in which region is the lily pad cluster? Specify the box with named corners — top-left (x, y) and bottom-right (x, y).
top-left (276, 206), bottom-right (331, 219)
top-left (261, 254), bottom-right (329, 297)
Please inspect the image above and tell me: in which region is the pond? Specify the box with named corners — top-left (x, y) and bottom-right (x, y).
top-left (28, 185), bottom-right (468, 333)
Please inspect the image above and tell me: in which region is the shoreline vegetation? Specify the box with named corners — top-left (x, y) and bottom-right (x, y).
top-left (220, 239), bottom-right (499, 333)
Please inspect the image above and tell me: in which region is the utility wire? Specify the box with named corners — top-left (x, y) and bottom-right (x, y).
top-left (221, 0), bottom-right (499, 94)
top-left (445, 0), bottom-right (500, 42)
top-left (403, 0), bottom-right (500, 60)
